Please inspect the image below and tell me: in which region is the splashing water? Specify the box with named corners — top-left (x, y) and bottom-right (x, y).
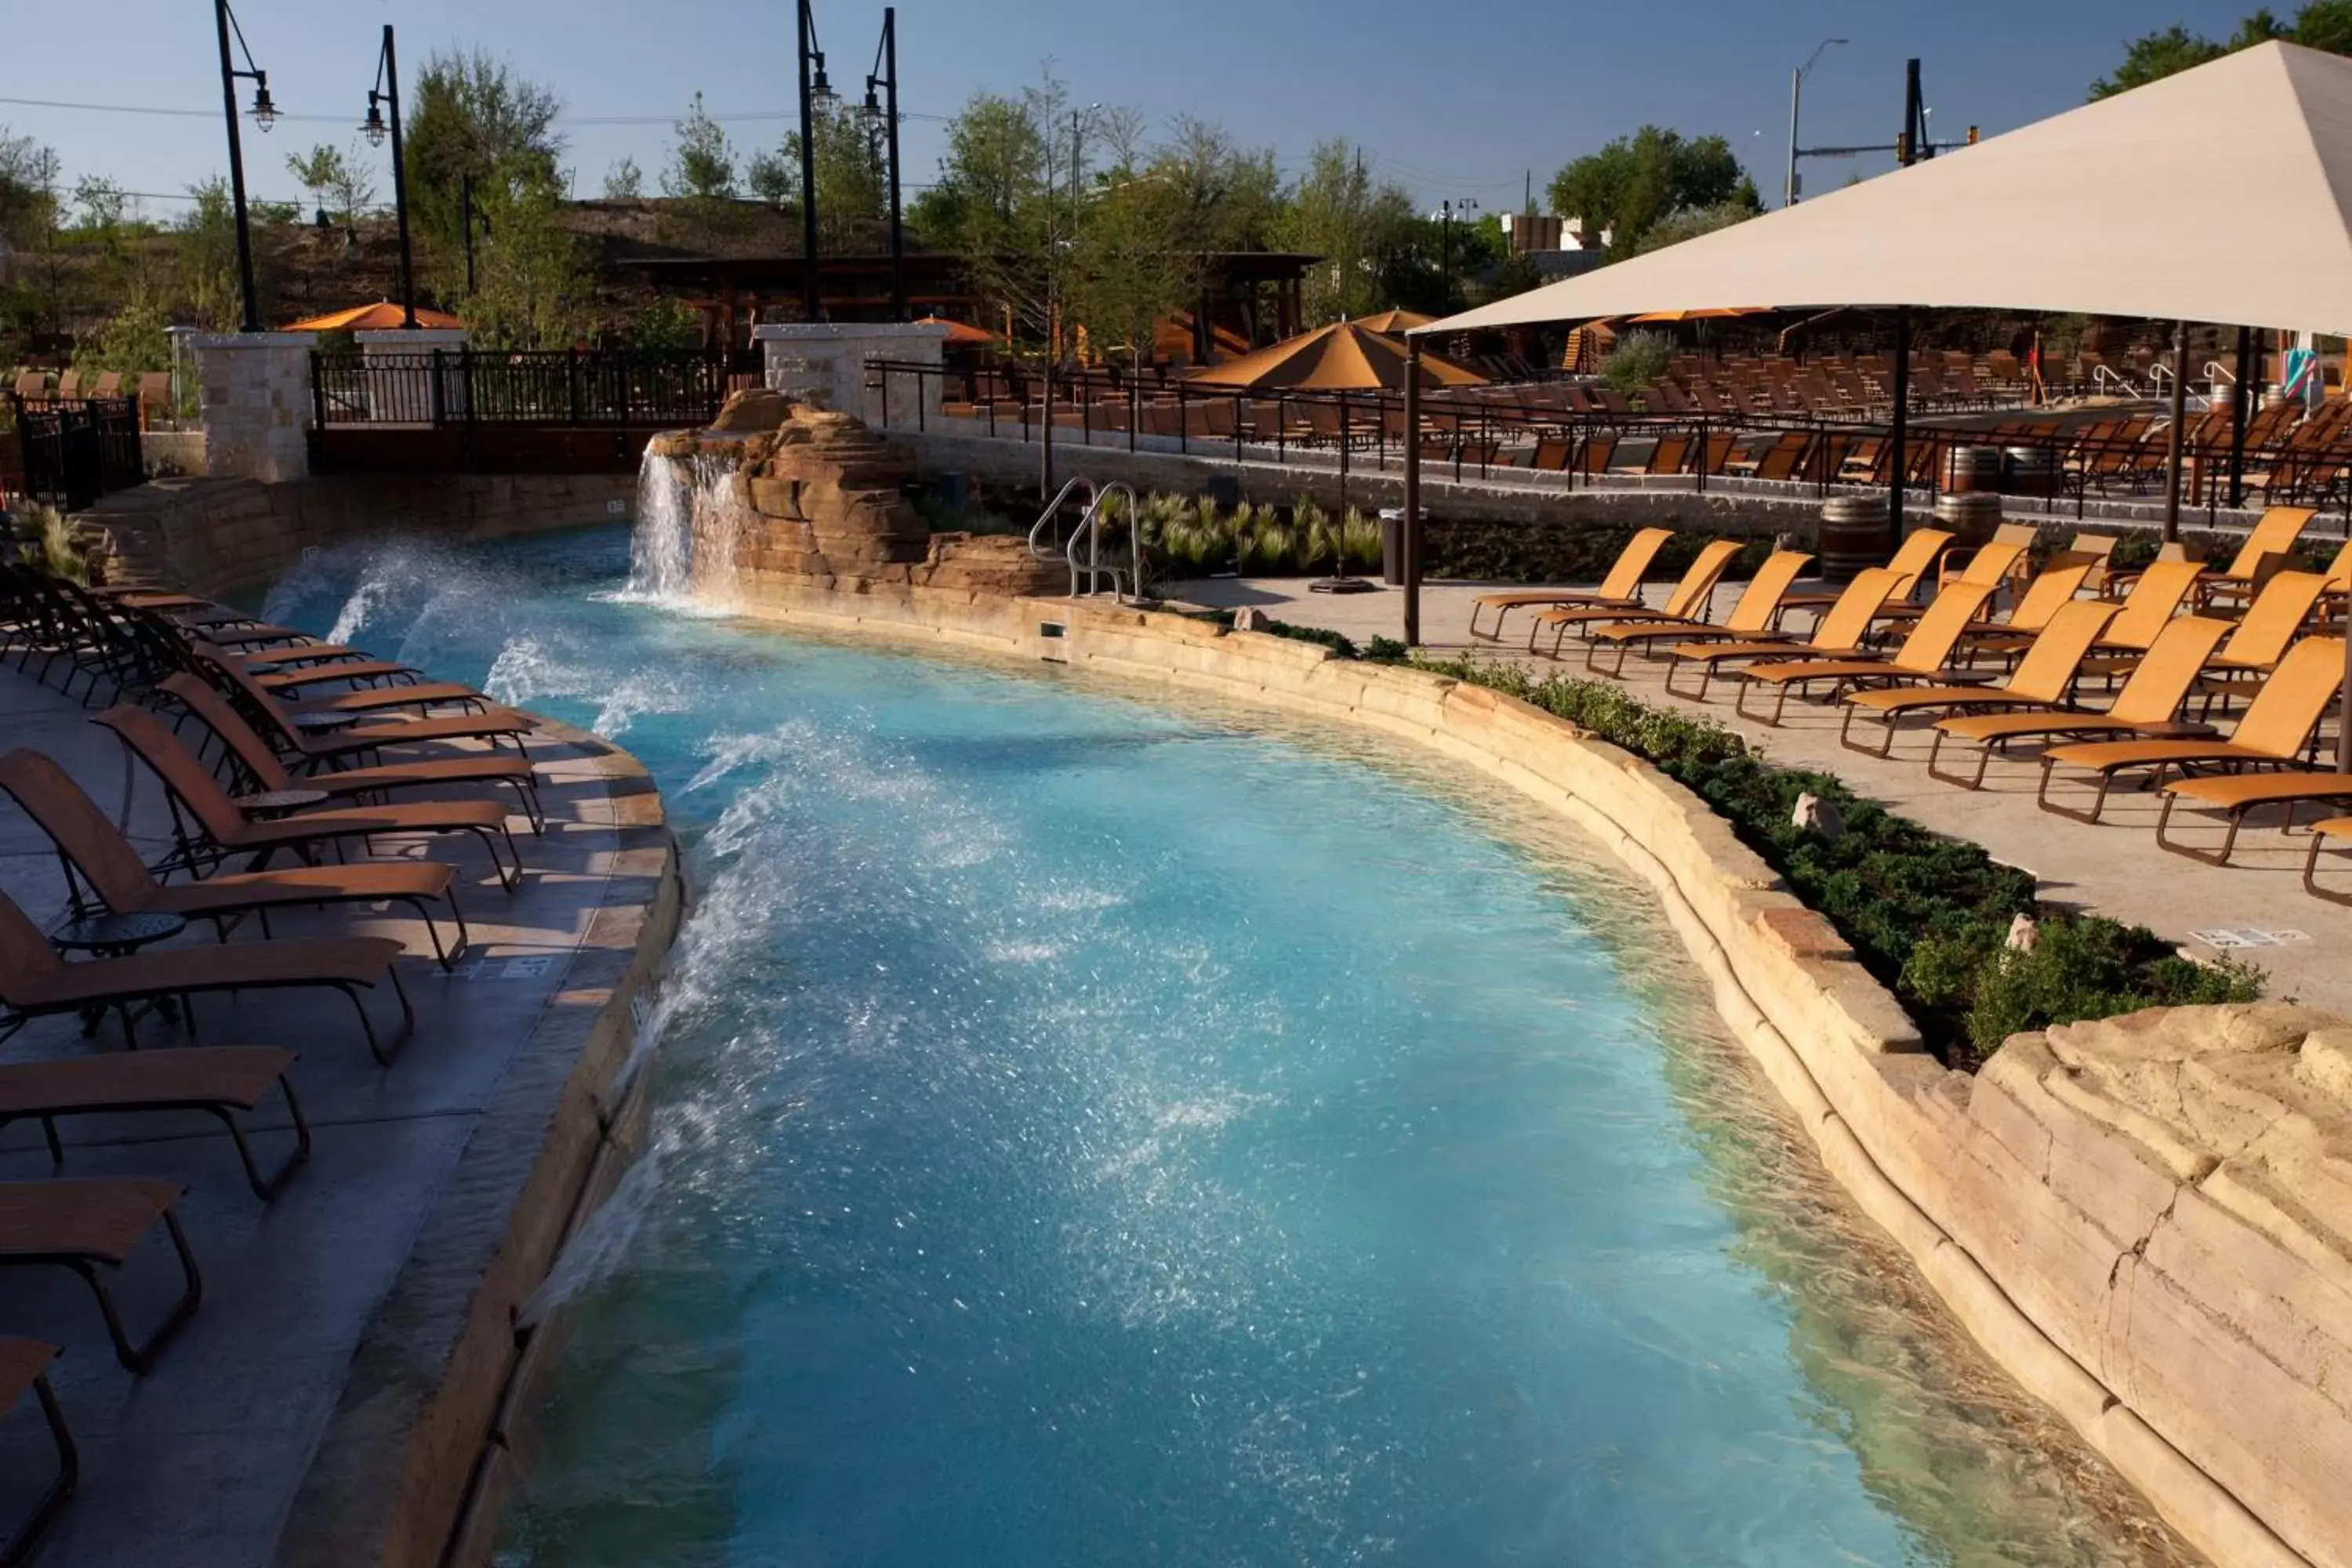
top-left (273, 528), bottom-right (2200, 1568)
top-left (619, 444), bottom-right (746, 609)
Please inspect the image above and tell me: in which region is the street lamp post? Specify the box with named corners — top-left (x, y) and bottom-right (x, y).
top-left (796, 0), bottom-right (835, 321)
top-left (1439, 198), bottom-right (1477, 305)
top-left (1784, 37), bottom-right (1847, 207)
top-left (360, 24), bottom-right (416, 328)
top-left (863, 8), bottom-right (905, 319)
top-left (211, 0), bottom-right (278, 333)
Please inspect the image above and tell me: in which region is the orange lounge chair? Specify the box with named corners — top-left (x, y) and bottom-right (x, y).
top-left (1839, 597), bottom-right (2118, 757)
top-left (0, 750), bottom-right (470, 970)
top-left (0, 1047), bottom-right (308, 1199)
top-left (193, 645), bottom-right (535, 761)
top-left (94, 706), bottom-right (525, 895)
top-left (0, 1178), bottom-right (201, 1370)
top-left (1581, 549), bottom-right (1813, 676)
top-left (2158, 763), bottom-right (2352, 866)
top-left (2037, 635), bottom-right (2344, 823)
top-left (2201, 503), bottom-right (2318, 606)
top-left (1528, 539), bottom-right (1744, 656)
top-left (1467, 527), bottom-right (1673, 641)
top-left (2303, 815), bottom-right (2352, 902)
top-left (1662, 568), bottom-right (1903, 701)
top-left (1776, 528), bottom-right (1953, 622)
top-left (161, 673), bottom-right (543, 834)
top-left (1733, 580), bottom-right (1998, 725)
top-left (0, 1338), bottom-right (74, 1560)
top-left (1926, 615), bottom-right (2234, 789)
top-left (2183, 570), bottom-right (2331, 710)
top-left (1953, 560), bottom-right (2095, 651)
top-left (0, 883), bottom-right (412, 1058)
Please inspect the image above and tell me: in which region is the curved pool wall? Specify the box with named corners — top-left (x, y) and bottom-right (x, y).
top-left (263, 527), bottom-right (2206, 1567)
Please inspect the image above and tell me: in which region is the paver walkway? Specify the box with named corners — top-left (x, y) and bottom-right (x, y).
top-left (1165, 573), bottom-right (2352, 1017)
top-left (0, 664), bottom-right (662, 1566)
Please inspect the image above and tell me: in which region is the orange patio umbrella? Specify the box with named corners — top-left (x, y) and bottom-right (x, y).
top-left (914, 314), bottom-right (1000, 347)
top-left (284, 301), bottom-right (465, 332)
top-left (1627, 307), bottom-right (1766, 322)
top-left (1351, 307), bottom-right (1436, 335)
top-left (1182, 320), bottom-right (1485, 391)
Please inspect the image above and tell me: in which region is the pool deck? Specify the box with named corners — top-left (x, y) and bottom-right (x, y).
top-left (1163, 575), bottom-right (2352, 1018)
top-left (0, 665), bottom-right (681, 1567)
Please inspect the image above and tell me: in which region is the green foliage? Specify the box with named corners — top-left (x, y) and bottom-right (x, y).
top-left (285, 143), bottom-right (376, 228)
top-left (403, 49), bottom-right (564, 249)
top-left (174, 177), bottom-right (241, 330)
top-left (1408, 655), bottom-right (2262, 1067)
top-left (626, 293), bottom-right (702, 350)
top-left (2092, 2), bottom-right (2352, 98)
top-left (1548, 127), bottom-right (1759, 255)
top-left (7, 503), bottom-right (91, 582)
top-left (601, 158), bottom-right (644, 201)
top-left (1600, 328), bottom-right (1675, 394)
top-left (1274, 140), bottom-right (1418, 325)
top-left (458, 157), bottom-right (591, 349)
top-left (0, 125), bottom-right (58, 250)
top-left (1616, 200), bottom-right (1759, 260)
top-left (78, 292), bottom-right (170, 375)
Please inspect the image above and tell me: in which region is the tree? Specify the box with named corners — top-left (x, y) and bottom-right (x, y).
top-left (744, 103), bottom-right (889, 251)
top-left (1547, 126), bottom-right (1758, 255)
top-left (175, 176), bottom-right (242, 329)
top-left (285, 143), bottom-right (376, 228)
top-left (460, 154), bottom-right (591, 349)
top-left (1276, 140), bottom-right (1416, 325)
top-left (911, 84), bottom-right (1058, 346)
top-left (1616, 199), bottom-right (1759, 260)
top-left (2090, 2), bottom-right (2352, 97)
top-left (1065, 110), bottom-right (1193, 366)
top-left (403, 49), bottom-right (564, 247)
top-left (602, 157), bottom-right (644, 201)
top-left (663, 93), bottom-right (736, 200)
top-left (0, 129), bottom-right (60, 250)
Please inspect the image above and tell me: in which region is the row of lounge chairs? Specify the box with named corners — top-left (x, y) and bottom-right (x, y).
top-left (0, 564), bottom-right (550, 1560)
top-left (1475, 510), bottom-right (2352, 889)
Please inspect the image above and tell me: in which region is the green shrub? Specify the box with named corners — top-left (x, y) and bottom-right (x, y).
top-left (1410, 654), bottom-right (2259, 1068)
top-left (1600, 328), bottom-right (1675, 395)
top-left (7, 503), bottom-right (91, 582)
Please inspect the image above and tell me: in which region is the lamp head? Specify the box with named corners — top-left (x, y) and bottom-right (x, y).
top-left (249, 75), bottom-right (278, 132)
top-left (862, 78), bottom-right (882, 118)
top-left (361, 94), bottom-right (388, 147)
top-left (811, 53), bottom-right (836, 106)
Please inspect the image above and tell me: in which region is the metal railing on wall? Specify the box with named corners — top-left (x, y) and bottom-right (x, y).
top-left (310, 348), bottom-right (730, 430)
top-left (5, 395), bottom-right (144, 510)
top-left (860, 358), bottom-right (2351, 532)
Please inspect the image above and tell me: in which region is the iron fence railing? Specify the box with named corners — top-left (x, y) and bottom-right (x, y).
top-left (310, 349), bottom-right (730, 430)
top-left (862, 358), bottom-right (2352, 532)
top-left (5, 395), bottom-right (144, 510)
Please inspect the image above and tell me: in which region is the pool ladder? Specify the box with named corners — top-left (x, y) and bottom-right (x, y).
top-left (1026, 477), bottom-right (1142, 602)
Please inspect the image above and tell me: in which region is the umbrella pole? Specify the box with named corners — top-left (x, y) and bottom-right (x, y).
top-left (1887, 307), bottom-right (1910, 550)
top-left (1310, 393), bottom-right (1373, 593)
top-left (1404, 346), bottom-right (1422, 644)
top-left (2228, 324), bottom-right (2251, 510)
top-left (2162, 319), bottom-right (2188, 543)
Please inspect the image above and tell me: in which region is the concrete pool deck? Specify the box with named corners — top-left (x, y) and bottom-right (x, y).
top-left (1163, 574), bottom-right (2352, 1019)
top-left (0, 665), bottom-right (681, 1567)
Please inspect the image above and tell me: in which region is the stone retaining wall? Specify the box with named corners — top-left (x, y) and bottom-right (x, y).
top-left (80, 471), bottom-right (636, 599)
top-left (703, 574), bottom-right (2350, 1568)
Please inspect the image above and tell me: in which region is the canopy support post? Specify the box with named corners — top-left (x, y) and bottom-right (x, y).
top-left (2163, 319), bottom-right (2188, 543)
top-left (1887, 306), bottom-right (1910, 548)
top-left (2228, 324), bottom-right (2252, 510)
top-left (1404, 342), bottom-right (1422, 647)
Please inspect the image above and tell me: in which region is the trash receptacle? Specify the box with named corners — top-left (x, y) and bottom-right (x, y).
top-left (1377, 507), bottom-right (1407, 586)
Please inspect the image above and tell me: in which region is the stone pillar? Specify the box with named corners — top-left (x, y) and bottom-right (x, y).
top-left (354, 327), bottom-right (472, 426)
top-left (753, 322), bottom-right (949, 430)
top-left (193, 332), bottom-right (318, 483)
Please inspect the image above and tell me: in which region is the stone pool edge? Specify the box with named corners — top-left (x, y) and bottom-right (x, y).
top-left (702, 577), bottom-right (2328, 1568)
top-left (270, 713), bottom-right (685, 1568)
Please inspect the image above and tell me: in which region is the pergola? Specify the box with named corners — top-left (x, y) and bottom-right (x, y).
top-left (1397, 41), bottom-right (2352, 757)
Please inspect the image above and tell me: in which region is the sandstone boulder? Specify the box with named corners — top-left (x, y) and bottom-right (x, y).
top-left (709, 387), bottom-right (795, 434)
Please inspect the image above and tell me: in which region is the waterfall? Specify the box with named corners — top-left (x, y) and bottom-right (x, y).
top-left (622, 441), bottom-right (746, 608)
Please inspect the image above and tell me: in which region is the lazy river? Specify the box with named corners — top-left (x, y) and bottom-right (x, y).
top-left (262, 527), bottom-right (2195, 1567)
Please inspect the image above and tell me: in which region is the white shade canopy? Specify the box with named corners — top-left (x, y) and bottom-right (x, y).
top-left (1419, 42), bottom-right (2352, 338)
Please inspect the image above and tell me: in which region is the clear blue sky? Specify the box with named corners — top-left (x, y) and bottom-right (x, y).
top-left (5, 0), bottom-right (2259, 220)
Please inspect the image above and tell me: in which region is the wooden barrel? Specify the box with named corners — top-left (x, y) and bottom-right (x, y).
top-left (2002, 446), bottom-right (2060, 497)
top-left (1933, 490), bottom-right (2003, 545)
top-left (1818, 494), bottom-right (1891, 583)
top-left (1944, 445), bottom-right (2003, 493)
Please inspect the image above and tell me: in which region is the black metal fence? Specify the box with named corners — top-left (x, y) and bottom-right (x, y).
top-left (6, 396), bottom-right (144, 511)
top-left (311, 348), bottom-right (731, 429)
top-left (862, 358), bottom-right (2350, 531)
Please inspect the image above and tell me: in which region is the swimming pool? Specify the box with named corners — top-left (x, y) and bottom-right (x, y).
top-left (267, 528), bottom-right (2194, 1567)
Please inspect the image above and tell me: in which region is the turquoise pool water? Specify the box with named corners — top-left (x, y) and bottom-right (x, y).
top-left (267, 529), bottom-right (2192, 1568)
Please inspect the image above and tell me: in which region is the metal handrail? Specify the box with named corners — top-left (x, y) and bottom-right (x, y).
top-left (1026, 475), bottom-right (1098, 564)
top-left (2093, 364), bottom-right (2143, 398)
top-left (1065, 481), bottom-right (1138, 601)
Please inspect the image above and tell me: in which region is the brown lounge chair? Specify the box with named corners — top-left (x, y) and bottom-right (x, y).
top-left (185, 637), bottom-right (486, 718)
top-left (1734, 580), bottom-right (1998, 725)
top-left (161, 672), bottom-right (543, 835)
top-left (0, 1047), bottom-right (307, 1199)
top-left (1663, 568), bottom-right (1902, 701)
top-left (2184, 570), bottom-right (2331, 710)
top-left (2199, 503), bottom-right (2318, 606)
top-left (0, 750), bottom-right (470, 970)
top-left (1529, 538), bottom-right (1744, 657)
top-left (2038, 635), bottom-right (2345, 824)
top-left (0, 1338), bottom-right (75, 1563)
top-left (2022, 557), bottom-right (2205, 673)
top-left (2303, 815), bottom-right (2352, 902)
top-left (1468, 527), bottom-right (1673, 641)
top-left (1581, 549), bottom-right (1813, 676)
top-left (0, 883), bottom-right (412, 1059)
top-left (1926, 615), bottom-right (2234, 789)
top-left (0, 1178), bottom-right (200, 1370)
top-left (193, 644), bottom-right (535, 761)
top-left (1951, 559), bottom-right (2095, 652)
top-left (96, 705), bottom-right (524, 895)
top-left (1839, 598), bottom-right (2118, 757)
top-left (1776, 525), bottom-right (1954, 625)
